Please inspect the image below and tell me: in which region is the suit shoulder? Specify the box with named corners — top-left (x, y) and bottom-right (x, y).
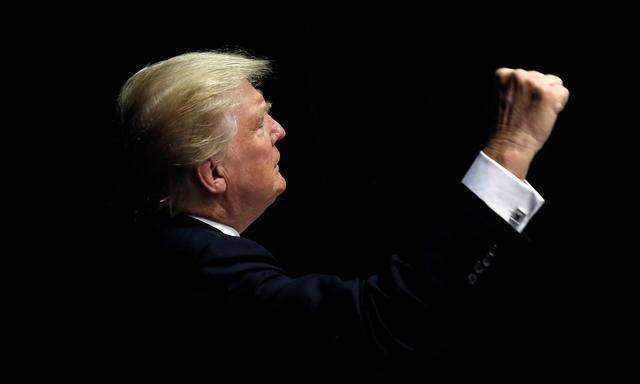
top-left (138, 216), bottom-right (278, 267)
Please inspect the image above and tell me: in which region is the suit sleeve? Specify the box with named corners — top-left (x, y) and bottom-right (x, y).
top-left (193, 183), bottom-right (532, 360)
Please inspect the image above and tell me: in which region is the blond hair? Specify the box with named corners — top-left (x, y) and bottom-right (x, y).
top-left (118, 51), bottom-right (270, 214)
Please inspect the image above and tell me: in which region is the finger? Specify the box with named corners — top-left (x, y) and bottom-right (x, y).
top-left (495, 67), bottom-right (515, 85)
top-left (551, 86), bottom-right (570, 111)
top-left (495, 67), bottom-right (514, 77)
top-left (513, 68), bottom-right (528, 79)
top-left (545, 74), bottom-right (563, 86)
top-left (559, 86), bottom-right (570, 105)
top-left (528, 70), bottom-right (545, 79)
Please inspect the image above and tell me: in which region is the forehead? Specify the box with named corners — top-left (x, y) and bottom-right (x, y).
top-left (237, 80), bottom-right (265, 108)
top-left (232, 80), bottom-right (267, 135)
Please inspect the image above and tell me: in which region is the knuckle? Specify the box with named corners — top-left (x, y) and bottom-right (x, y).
top-left (553, 85), bottom-right (569, 96)
top-left (529, 70), bottom-right (544, 78)
top-left (514, 69), bottom-right (536, 87)
top-left (535, 86), bottom-right (554, 101)
top-left (513, 69), bottom-right (528, 81)
top-left (547, 74), bottom-right (563, 84)
top-left (546, 87), bottom-right (569, 105)
top-left (495, 67), bottom-right (514, 83)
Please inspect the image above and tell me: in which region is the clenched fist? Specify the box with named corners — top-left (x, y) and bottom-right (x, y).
top-left (484, 68), bottom-right (570, 179)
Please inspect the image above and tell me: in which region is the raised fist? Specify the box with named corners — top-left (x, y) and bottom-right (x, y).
top-left (484, 68), bottom-right (570, 179)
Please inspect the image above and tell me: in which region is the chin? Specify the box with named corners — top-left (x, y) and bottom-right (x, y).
top-left (277, 179), bottom-right (287, 194)
top-left (275, 176), bottom-right (287, 195)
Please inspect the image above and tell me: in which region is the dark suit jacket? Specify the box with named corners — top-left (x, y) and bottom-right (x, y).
top-left (113, 184), bottom-right (530, 381)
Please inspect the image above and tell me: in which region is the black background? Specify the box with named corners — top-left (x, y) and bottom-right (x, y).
top-left (10, 19), bottom-right (634, 380)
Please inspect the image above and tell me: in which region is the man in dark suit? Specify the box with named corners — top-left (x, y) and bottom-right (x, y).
top-left (116, 52), bottom-right (569, 381)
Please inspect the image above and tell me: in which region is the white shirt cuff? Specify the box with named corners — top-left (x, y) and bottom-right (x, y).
top-left (462, 151), bottom-right (545, 233)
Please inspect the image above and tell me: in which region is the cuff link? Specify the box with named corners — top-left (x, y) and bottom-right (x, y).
top-left (509, 208), bottom-right (527, 226)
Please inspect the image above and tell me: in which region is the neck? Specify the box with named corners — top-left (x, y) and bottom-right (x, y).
top-left (186, 196), bottom-right (263, 235)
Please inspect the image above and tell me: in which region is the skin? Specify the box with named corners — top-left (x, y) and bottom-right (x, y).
top-left (188, 80), bottom-right (286, 233)
top-left (484, 68), bottom-right (570, 179)
top-left (190, 68), bottom-right (569, 233)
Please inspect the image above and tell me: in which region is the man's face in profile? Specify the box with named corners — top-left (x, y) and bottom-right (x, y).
top-left (219, 80), bottom-right (287, 212)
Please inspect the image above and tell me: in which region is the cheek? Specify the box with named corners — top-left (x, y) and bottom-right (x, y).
top-left (246, 144), bottom-right (274, 176)
top-left (230, 137), bottom-right (275, 183)
top-left (254, 139), bottom-right (275, 165)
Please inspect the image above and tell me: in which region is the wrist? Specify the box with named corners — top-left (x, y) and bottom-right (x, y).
top-left (483, 140), bottom-right (537, 180)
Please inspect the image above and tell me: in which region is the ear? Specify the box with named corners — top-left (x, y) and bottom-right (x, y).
top-left (196, 159), bottom-right (227, 195)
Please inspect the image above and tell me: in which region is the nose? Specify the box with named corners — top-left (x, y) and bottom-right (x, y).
top-left (272, 119), bottom-right (286, 143)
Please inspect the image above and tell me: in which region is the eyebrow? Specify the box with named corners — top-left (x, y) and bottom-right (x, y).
top-left (257, 101), bottom-right (273, 125)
